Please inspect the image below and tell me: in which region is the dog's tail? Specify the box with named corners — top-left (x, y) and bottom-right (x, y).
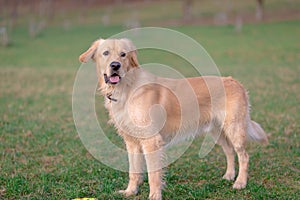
top-left (247, 120), bottom-right (268, 145)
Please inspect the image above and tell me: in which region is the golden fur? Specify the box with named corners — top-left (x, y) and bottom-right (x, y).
top-left (79, 38), bottom-right (268, 200)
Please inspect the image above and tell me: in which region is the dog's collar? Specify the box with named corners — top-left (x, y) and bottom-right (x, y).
top-left (106, 93), bottom-right (117, 102)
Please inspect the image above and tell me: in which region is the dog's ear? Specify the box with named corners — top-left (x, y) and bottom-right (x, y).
top-left (79, 39), bottom-right (103, 63)
top-left (129, 50), bottom-right (139, 68)
top-left (121, 38), bottom-right (139, 68)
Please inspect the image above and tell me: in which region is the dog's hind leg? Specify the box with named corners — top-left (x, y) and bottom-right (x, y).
top-left (224, 123), bottom-right (249, 189)
top-left (217, 134), bottom-right (236, 181)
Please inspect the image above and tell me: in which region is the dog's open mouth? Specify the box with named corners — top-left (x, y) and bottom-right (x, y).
top-left (109, 74), bottom-right (120, 84)
top-left (105, 73), bottom-right (121, 84)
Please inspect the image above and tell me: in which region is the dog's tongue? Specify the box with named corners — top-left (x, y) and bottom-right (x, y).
top-left (109, 76), bottom-right (120, 83)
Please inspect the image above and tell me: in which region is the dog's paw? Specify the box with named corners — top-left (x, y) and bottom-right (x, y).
top-left (149, 191), bottom-right (162, 200)
top-left (233, 181), bottom-right (246, 189)
top-left (118, 189), bottom-right (137, 197)
top-left (222, 172), bottom-right (235, 181)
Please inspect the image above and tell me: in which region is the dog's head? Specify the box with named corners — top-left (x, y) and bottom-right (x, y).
top-left (79, 38), bottom-right (139, 87)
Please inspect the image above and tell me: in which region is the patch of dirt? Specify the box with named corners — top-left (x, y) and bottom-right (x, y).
top-left (40, 154), bottom-right (63, 172)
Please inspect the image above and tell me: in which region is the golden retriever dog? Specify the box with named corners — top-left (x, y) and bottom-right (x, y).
top-left (79, 38), bottom-right (268, 200)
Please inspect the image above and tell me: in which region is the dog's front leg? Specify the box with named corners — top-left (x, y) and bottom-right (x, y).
top-left (141, 135), bottom-right (164, 200)
top-left (119, 138), bottom-right (144, 197)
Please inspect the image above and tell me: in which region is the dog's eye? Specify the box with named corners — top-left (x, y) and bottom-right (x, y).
top-left (103, 51), bottom-right (109, 56)
top-left (120, 52), bottom-right (126, 57)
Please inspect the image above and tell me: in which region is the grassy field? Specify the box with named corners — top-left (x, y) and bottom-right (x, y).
top-left (0, 20), bottom-right (299, 199)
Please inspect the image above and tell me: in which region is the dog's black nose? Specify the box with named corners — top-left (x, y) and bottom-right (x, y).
top-left (110, 61), bottom-right (121, 70)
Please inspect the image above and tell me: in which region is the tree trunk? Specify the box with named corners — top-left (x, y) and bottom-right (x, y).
top-left (183, 0), bottom-right (193, 22)
top-left (256, 0), bottom-right (264, 21)
top-left (10, 0), bottom-right (19, 29)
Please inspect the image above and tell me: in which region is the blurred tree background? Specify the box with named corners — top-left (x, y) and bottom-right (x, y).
top-left (0, 0), bottom-right (299, 45)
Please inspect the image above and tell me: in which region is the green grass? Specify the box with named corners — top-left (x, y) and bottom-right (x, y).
top-left (0, 21), bottom-right (299, 199)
